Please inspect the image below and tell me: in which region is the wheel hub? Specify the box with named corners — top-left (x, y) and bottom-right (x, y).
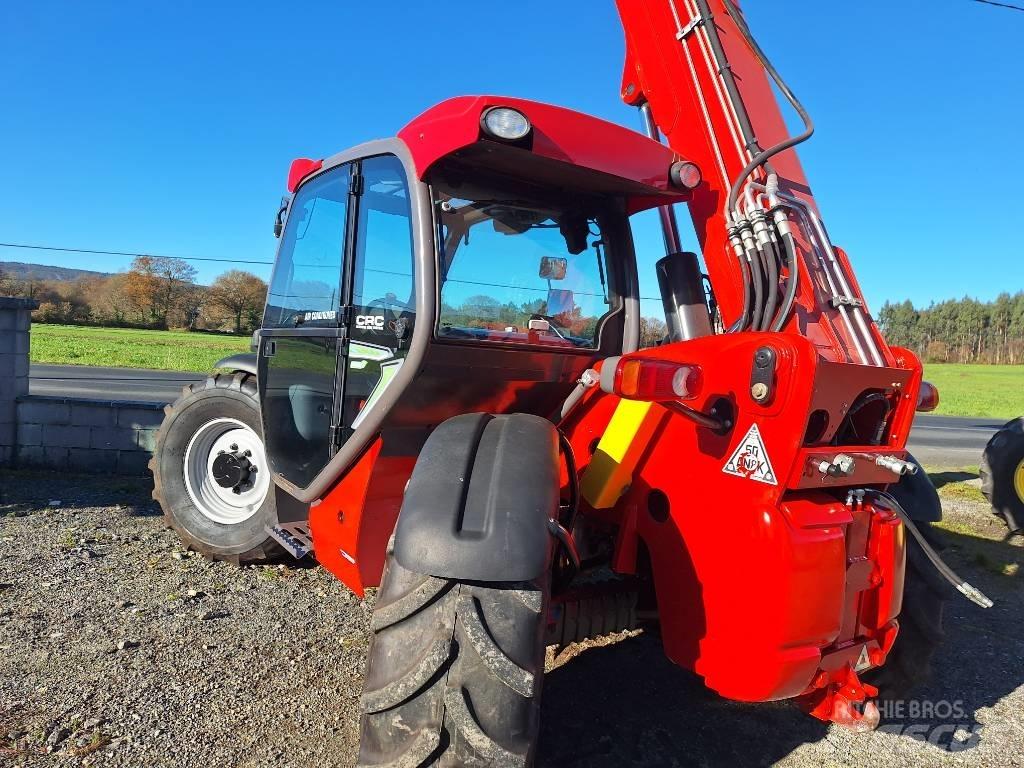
top-left (212, 449), bottom-right (254, 492)
top-left (183, 418), bottom-right (270, 525)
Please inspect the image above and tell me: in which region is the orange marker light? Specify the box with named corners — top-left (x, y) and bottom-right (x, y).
top-left (916, 381), bottom-right (939, 412)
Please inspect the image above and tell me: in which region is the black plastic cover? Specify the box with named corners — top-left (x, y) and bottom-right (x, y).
top-left (214, 353), bottom-right (258, 376)
top-left (394, 412), bottom-right (559, 582)
top-left (887, 452), bottom-right (942, 523)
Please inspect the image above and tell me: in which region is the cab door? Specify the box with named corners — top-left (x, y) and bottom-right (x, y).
top-left (259, 155), bottom-right (417, 492)
top-left (259, 163), bottom-right (353, 490)
top-left (335, 154), bottom-right (417, 446)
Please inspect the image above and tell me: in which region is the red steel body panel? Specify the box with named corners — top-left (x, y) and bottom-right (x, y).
top-left (560, 334), bottom-right (912, 701)
top-left (308, 440), bottom-right (415, 596)
top-left (397, 95), bottom-right (690, 212)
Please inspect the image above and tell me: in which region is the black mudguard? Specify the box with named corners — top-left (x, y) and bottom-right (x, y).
top-left (214, 352), bottom-right (258, 376)
top-left (393, 412), bottom-right (560, 582)
top-left (888, 452), bottom-right (942, 523)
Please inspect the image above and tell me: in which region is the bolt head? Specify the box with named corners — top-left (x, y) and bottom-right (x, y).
top-left (751, 382), bottom-right (769, 402)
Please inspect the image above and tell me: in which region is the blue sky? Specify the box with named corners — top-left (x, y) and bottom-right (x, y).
top-left (1, 0), bottom-right (1020, 314)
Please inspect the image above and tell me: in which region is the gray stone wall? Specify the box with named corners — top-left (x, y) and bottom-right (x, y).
top-left (15, 396), bottom-right (164, 476)
top-left (0, 297), bottom-right (37, 466)
top-left (1, 298), bottom-right (167, 476)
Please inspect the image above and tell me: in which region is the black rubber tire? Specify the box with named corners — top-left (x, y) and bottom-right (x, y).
top-left (865, 519), bottom-right (948, 700)
top-left (980, 417), bottom-right (1024, 535)
top-left (149, 372), bottom-right (284, 564)
top-left (358, 538), bottom-right (549, 767)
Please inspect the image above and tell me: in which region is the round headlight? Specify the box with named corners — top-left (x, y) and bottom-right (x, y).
top-left (481, 107), bottom-right (531, 141)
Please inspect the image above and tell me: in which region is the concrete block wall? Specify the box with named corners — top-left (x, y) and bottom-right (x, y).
top-left (0, 297), bottom-right (38, 466)
top-left (15, 396), bottom-right (165, 475)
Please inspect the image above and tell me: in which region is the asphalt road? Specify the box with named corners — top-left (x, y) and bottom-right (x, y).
top-left (907, 413), bottom-right (1007, 467)
top-left (29, 364), bottom-right (1011, 466)
top-left (30, 363), bottom-right (199, 403)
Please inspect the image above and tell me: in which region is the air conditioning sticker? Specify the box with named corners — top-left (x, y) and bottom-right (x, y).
top-left (722, 423), bottom-right (777, 485)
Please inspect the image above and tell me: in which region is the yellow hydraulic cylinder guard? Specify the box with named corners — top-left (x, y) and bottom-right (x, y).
top-left (580, 399), bottom-right (667, 509)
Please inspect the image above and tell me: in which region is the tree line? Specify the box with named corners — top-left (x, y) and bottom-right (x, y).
top-left (0, 256), bottom-right (267, 334)
top-left (877, 293), bottom-right (1024, 364)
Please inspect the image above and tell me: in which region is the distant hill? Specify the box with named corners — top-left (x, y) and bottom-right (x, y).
top-left (0, 261), bottom-right (113, 282)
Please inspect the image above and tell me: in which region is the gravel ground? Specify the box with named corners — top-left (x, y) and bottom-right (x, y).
top-left (1, 469), bottom-right (1021, 767)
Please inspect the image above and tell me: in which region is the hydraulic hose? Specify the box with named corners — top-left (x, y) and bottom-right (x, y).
top-left (720, 0), bottom-right (815, 216)
top-left (759, 238), bottom-right (779, 331)
top-left (745, 241), bottom-right (764, 332)
top-left (871, 490), bottom-right (993, 609)
top-left (727, 248), bottom-right (753, 332)
top-left (770, 231), bottom-right (800, 332)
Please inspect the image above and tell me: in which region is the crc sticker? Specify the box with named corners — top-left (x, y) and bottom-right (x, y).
top-left (356, 314), bottom-right (385, 331)
top-left (722, 423), bottom-right (777, 485)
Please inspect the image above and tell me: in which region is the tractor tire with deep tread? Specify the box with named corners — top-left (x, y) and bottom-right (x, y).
top-left (865, 519), bottom-right (948, 700)
top-left (150, 371), bottom-right (284, 564)
top-left (980, 417), bottom-right (1024, 536)
top-left (358, 539), bottom-right (549, 767)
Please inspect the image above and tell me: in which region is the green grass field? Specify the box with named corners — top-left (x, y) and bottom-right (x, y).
top-left (923, 363), bottom-right (1023, 420)
top-left (30, 324), bottom-right (250, 372)
top-left (28, 325), bottom-right (1024, 418)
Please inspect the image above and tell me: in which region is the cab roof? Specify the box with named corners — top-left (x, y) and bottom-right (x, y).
top-left (396, 95), bottom-right (693, 214)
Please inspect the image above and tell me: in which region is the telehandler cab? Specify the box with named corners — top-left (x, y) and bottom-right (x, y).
top-left (151, 1), bottom-right (991, 764)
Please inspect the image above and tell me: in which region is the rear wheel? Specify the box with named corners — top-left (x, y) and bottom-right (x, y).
top-left (358, 539), bottom-right (549, 767)
top-left (980, 417), bottom-right (1024, 536)
top-left (150, 372), bottom-right (284, 564)
top-left (866, 519), bottom-right (947, 699)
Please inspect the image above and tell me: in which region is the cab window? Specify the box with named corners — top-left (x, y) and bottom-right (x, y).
top-left (264, 166), bottom-right (349, 328)
top-left (432, 171), bottom-right (617, 349)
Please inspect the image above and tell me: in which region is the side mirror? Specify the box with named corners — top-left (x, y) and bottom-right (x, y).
top-left (546, 288), bottom-right (575, 317)
top-left (273, 196), bottom-right (290, 238)
top-left (539, 256), bottom-right (567, 281)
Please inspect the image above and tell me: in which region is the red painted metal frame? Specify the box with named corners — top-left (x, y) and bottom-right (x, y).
top-left (614, 0), bottom-right (888, 368)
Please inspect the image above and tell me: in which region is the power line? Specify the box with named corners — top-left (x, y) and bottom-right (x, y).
top-left (0, 242), bottom-right (273, 266)
top-left (972, 0), bottom-right (1024, 11)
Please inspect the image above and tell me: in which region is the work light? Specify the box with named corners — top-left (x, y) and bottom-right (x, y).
top-left (481, 107), bottom-right (532, 141)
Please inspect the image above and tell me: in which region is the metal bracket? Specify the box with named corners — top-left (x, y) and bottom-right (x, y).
top-left (829, 295), bottom-right (865, 309)
top-left (676, 14), bottom-right (704, 40)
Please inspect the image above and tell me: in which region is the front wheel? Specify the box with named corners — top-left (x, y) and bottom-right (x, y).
top-left (358, 539), bottom-right (549, 767)
top-left (150, 372), bottom-right (284, 564)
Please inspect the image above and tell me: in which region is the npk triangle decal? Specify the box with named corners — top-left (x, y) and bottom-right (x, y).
top-left (722, 423), bottom-right (778, 485)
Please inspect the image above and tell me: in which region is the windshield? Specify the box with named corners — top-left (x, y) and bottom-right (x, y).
top-left (432, 170), bottom-right (619, 349)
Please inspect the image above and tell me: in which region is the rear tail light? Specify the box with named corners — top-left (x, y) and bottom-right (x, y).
top-left (917, 381), bottom-right (939, 412)
top-left (611, 358), bottom-right (702, 401)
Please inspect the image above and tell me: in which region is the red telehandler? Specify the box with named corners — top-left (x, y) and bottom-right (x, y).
top-left (150, 1), bottom-right (992, 764)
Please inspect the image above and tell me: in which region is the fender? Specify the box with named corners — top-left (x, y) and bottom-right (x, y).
top-left (214, 352), bottom-right (258, 377)
top-left (887, 452), bottom-right (943, 523)
top-left (393, 412), bottom-right (559, 582)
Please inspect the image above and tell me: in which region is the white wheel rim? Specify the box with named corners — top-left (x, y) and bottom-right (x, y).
top-left (183, 418), bottom-right (270, 525)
